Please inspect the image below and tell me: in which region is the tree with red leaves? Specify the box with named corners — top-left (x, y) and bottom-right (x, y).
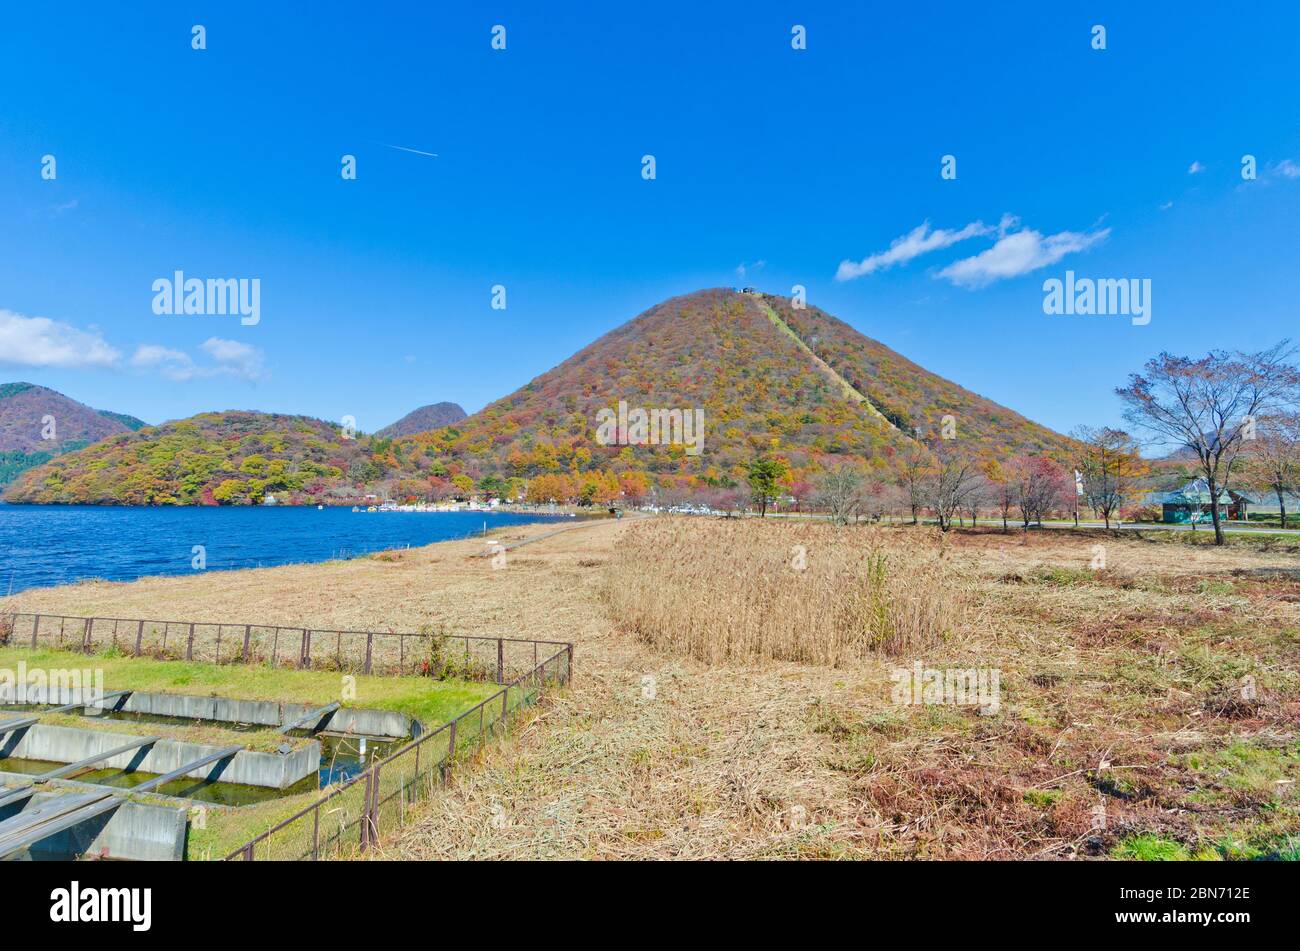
top-left (1008, 455), bottom-right (1070, 529)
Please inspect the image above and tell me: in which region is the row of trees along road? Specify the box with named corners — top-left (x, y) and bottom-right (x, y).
top-left (784, 341), bottom-right (1300, 546)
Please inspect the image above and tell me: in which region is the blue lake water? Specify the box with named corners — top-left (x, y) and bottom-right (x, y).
top-left (0, 503), bottom-right (573, 595)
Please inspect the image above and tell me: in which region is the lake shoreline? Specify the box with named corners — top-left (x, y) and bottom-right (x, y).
top-left (0, 506), bottom-right (581, 596)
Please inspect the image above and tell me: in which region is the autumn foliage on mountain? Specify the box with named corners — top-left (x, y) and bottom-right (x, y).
top-left (4, 412), bottom-right (374, 505)
top-left (0, 382), bottom-right (145, 486)
top-left (5, 289), bottom-right (1076, 505)
top-left (394, 289), bottom-right (1075, 498)
top-left (376, 401), bottom-right (467, 438)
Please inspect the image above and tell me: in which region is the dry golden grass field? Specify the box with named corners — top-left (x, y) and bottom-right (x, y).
top-left (3, 516), bottom-right (1297, 860)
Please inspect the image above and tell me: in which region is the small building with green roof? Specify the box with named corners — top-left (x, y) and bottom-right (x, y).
top-left (1153, 478), bottom-right (1254, 524)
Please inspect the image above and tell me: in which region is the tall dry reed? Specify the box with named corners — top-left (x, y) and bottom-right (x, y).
top-left (603, 518), bottom-right (964, 666)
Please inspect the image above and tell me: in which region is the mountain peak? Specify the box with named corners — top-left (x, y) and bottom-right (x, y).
top-left (399, 289), bottom-right (1072, 477)
top-left (376, 401), bottom-right (468, 438)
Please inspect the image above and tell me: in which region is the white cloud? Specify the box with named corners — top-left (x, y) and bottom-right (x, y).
top-left (130, 337), bottom-right (265, 382)
top-left (201, 337), bottom-right (265, 380)
top-left (1159, 201), bottom-right (1174, 211)
top-left (836, 218), bottom-right (1000, 281)
top-left (0, 306), bottom-right (267, 383)
top-left (1188, 161), bottom-right (1206, 175)
top-left (0, 309), bottom-right (121, 368)
top-left (937, 227), bottom-right (1111, 288)
top-left (130, 345), bottom-right (195, 381)
top-left (1275, 159), bottom-right (1300, 179)
top-left (736, 260), bottom-right (766, 278)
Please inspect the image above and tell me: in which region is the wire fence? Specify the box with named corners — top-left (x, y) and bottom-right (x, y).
top-left (0, 611), bottom-right (566, 684)
top-left (223, 643), bottom-right (572, 860)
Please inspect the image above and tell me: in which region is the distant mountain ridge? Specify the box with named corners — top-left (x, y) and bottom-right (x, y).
top-left (0, 383), bottom-right (145, 485)
top-left (376, 402), bottom-right (467, 438)
top-left (97, 409), bottom-right (148, 431)
top-left (5, 410), bottom-right (376, 504)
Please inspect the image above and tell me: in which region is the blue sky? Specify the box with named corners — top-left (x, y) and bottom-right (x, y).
top-left (2, 2), bottom-right (1298, 436)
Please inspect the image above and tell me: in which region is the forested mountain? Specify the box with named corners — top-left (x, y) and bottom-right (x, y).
top-left (0, 383), bottom-right (143, 486)
top-left (393, 288), bottom-right (1074, 491)
top-left (4, 411), bottom-right (380, 505)
top-left (376, 402), bottom-right (467, 438)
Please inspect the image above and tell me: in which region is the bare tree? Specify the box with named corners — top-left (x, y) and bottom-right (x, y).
top-left (1245, 413), bottom-right (1300, 528)
top-left (814, 463), bottom-right (866, 526)
top-left (963, 474), bottom-right (992, 528)
top-left (860, 479), bottom-right (902, 523)
top-left (1070, 426), bottom-right (1149, 529)
top-left (897, 443), bottom-right (932, 525)
top-left (926, 440), bottom-right (979, 531)
top-left (996, 480), bottom-right (1015, 530)
top-left (1117, 342), bottom-right (1300, 544)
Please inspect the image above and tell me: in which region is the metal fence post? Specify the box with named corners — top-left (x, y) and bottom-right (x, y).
top-left (32, 614), bottom-right (41, 648)
top-left (360, 770), bottom-right (374, 851)
top-left (82, 617), bottom-right (92, 653)
top-left (364, 633), bottom-right (373, 675)
top-left (444, 720), bottom-right (457, 782)
top-left (186, 623), bottom-right (196, 660)
top-left (497, 638), bottom-right (504, 684)
top-left (242, 624), bottom-right (252, 662)
top-left (369, 763), bottom-right (381, 846)
top-left (134, 619), bottom-right (144, 656)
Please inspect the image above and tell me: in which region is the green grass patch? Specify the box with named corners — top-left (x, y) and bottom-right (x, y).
top-left (1022, 789), bottom-right (1060, 808)
top-left (1112, 834), bottom-right (1192, 861)
top-left (1194, 579), bottom-right (1236, 596)
top-left (0, 645), bottom-right (498, 726)
top-left (1184, 741), bottom-right (1300, 795)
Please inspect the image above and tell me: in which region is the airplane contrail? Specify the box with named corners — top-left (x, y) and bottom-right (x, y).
top-left (383, 143), bottom-right (439, 158)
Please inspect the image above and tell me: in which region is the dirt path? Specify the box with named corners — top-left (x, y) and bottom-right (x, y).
top-left (370, 517), bottom-right (868, 859)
